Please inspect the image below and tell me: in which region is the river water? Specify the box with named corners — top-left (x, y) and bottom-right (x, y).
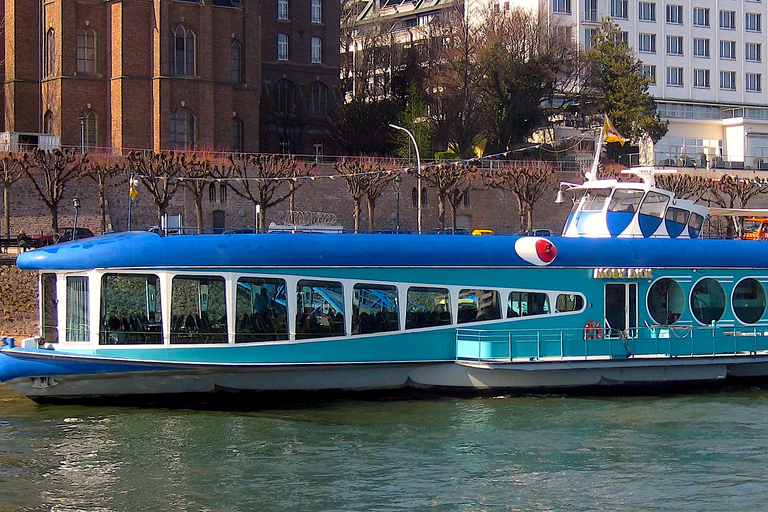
top-left (2, 384), bottom-right (768, 512)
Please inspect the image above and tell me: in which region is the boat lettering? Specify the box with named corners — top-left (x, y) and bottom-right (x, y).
top-left (593, 268), bottom-right (653, 279)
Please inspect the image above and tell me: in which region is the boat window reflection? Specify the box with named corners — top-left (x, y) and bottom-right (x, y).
top-left (581, 189), bottom-right (611, 211)
top-left (296, 280), bottom-right (345, 339)
top-left (647, 278), bottom-right (685, 325)
top-left (639, 192), bottom-right (670, 218)
top-left (41, 273), bottom-right (58, 343)
top-left (352, 284), bottom-right (399, 334)
top-left (691, 278), bottom-right (726, 325)
top-left (608, 189), bottom-right (645, 213)
top-left (406, 287), bottom-right (451, 329)
top-left (66, 276), bottom-right (89, 342)
top-left (733, 278), bottom-right (766, 324)
top-left (170, 276), bottom-right (227, 344)
top-left (100, 274), bottom-right (163, 345)
top-left (507, 291), bottom-right (550, 317)
top-left (555, 293), bottom-right (584, 312)
top-left (458, 289), bottom-right (501, 323)
top-left (235, 277), bottom-right (288, 342)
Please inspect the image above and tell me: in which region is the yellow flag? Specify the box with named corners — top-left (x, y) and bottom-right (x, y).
top-left (603, 117), bottom-right (627, 145)
top-left (129, 178), bottom-right (138, 199)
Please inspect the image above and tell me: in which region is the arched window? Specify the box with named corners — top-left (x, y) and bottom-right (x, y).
top-left (44, 28), bottom-right (56, 77)
top-left (43, 111), bottom-right (54, 134)
top-left (220, 183), bottom-right (227, 203)
top-left (170, 108), bottom-right (195, 149)
top-left (309, 81), bottom-right (327, 116)
top-left (411, 187), bottom-right (417, 208)
top-left (209, 183), bottom-right (216, 203)
top-left (170, 25), bottom-right (196, 76)
top-left (276, 79), bottom-right (295, 115)
top-left (232, 118), bottom-right (244, 152)
top-left (78, 110), bottom-right (97, 150)
top-left (231, 39), bottom-right (242, 84)
top-left (77, 28), bottom-right (97, 74)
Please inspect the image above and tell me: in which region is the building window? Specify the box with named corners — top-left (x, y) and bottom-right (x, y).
top-left (311, 37), bottom-right (322, 63)
top-left (638, 33), bottom-right (656, 53)
top-left (719, 10), bottom-right (736, 29)
top-left (231, 40), bottom-right (242, 84)
top-left (642, 64), bottom-right (656, 84)
top-left (44, 28), bottom-right (55, 77)
top-left (220, 183), bottom-right (227, 203)
top-left (720, 70), bottom-right (736, 90)
top-left (278, 0), bottom-right (289, 20)
top-left (585, 28), bottom-right (597, 49)
top-left (667, 66), bottom-right (684, 86)
top-left (170, 25), bottom-right (196, 76)
top-left (617, 31), bottom-right (629, 44)
top-left (584, 0), bottom-right (597, 21)
top-left (76, 28), bottom-right (96, 74)
top-left (311, 0), bottom-right (322, 22)
top-left (78, 110), bottom-right (97, 150)
top-left (611, 0), bottom-right (627, 19)
top-left (720, 40), bottom-right (736, 60)
top-left (44, 111), bottom-right (54, 134)
top-left (554, 0), bottom-right (571, 14)
top-left (746, 13), bottom-right (761, 32)
top-left (638, 1), bottom-right (655, 21)
top-left (746, 43), bottom-right (762, 62)
top-left (170, 108), bottom-right (195, 149)
top-left (278, 33), bottom-right (289, 61)
top-left (666, 4), bottom-right (683, 24)
top-left (232, 118), bottom-right (243, 152)
top-left (693, 38), bottom-right (710, 58)
top-left (693, 68), bottom-right (710, 88)
top-left (692, 7), bottom-right (709, 27)
top-left (277, 79), bottom-right (295, 115)
top-left (309, 81), bottom-right (328, 116)
top-left (209, 183), bottom-right (216, 203)
top-left (746, 73), bottom-right (762, 92)
top-left (666, 35), bottom-right (683, 55)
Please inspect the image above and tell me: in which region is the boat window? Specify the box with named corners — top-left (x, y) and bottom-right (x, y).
top-left (665, 207), bottom-right (690, 225)
top-left (555, 293), bottom-right (584, 312)
top-left (638, 192), bottom-right (669, 218)
top-left (604, 283), bottom-right (637, 338)
top-left (65, 276), bottom-right (89, 342)
top-left (647, 278), bottom-right (685, 325)
top-left (296, 280), bottom-right (345, 339)
top-left (100, 274), bottom-right (163, 345)
top-left (581, 189), bottom-right (611, 211)
top-left (353, 284), bottom-right (399, 334)
top-left (733, 278), bottom-right (766, 324)
top-left (608, 189), bottom-right (645, 213)
top-left (690, 278), bottom-right (726, 325)
top-left (41, 273), bottom-right (58, 343)
top-left (235, 277), bottom-right (288, 342)
top-left (170, 276), bottom-right (227, 344)
top-left (507, 291), bottom-right (550, 318)
top-left (458, 289), bottom-right (501, 324)
top-left (689, 212), bottom-right (704, 231)
top-left (405, 287), bottom-right (451, 329)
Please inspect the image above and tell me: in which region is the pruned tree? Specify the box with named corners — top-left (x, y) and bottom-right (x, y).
top-left (486, 160), bottom-right (557, 231)
top-left (127, 151), bottom-right (186, 224)
top-left (79, 151), bottom-right (126, 233)
top-left (227, 154), bottom-right (316, 229)
top-left (334, 158), bottom-right (396, 232)
top-left (0, 152), bottom-right (24, 240)
top-left (417, 162), bottom-right (478, 230)
top-left (654, 173), bottom-right (712, 202)
top-left (177, 151), bottom-right (227, 231)
top-left (22, 148), bottom-right (88, 233)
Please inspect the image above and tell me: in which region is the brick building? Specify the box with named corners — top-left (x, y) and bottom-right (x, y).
top-left (1, 0), bottom-right (338, 155)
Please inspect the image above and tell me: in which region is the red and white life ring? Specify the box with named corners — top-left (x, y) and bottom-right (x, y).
top-left (584, 320), bottom-right (603, 340)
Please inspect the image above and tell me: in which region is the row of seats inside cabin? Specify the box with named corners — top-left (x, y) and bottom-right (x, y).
top-left (170, 313), bottom-right (226, 334)
top-left (405, 311), bottom-right (451, 329)
top-left (354, 311), bottom-right (399, 334)
top-left (102, 315), bottom-right (161, 344)
top-left (236, 312), bottom-right (288, 342)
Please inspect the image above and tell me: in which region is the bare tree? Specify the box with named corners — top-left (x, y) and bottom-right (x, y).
top-left (177, 151), bottom-right (227, 231)
top-left (227, 154), bottom-right (315, 229)
top-left (334, 158), bottom-right (396, 232)
top-left (417, 162), bottom-right (478, 230)
top-left (0, 152), bottom-right (24, 240)
top-left (22, 148), bottom-right (88, 233)
top-left (127, 151), bottom-right (186, 224)
top-left (79, 151), bottom-right (125, 233)
top-left (486, 160), bottom-right (557, 232)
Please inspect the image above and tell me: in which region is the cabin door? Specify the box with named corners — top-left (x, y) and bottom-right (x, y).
top-left (604, 283), bottom-right (637, 338)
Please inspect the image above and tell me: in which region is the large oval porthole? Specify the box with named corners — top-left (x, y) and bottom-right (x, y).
top-left (733, 278), bottom-right (766, 324)
top-left (690, 278), bottom-right (726, 325)
top-left (647, 278), bottom-right (685, 325)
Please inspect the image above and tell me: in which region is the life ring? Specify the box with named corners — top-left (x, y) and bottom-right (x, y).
top-left (584, 320), bottom-right (603, 340)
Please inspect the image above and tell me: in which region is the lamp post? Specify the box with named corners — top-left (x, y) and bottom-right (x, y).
top-left (394, 174), bottom-right (402, 232)
top-left (389, 124), bottom-right (422, 234)
top-left (72, 198), bottom-right (81, 241)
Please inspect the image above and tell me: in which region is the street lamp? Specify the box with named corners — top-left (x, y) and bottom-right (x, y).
top-left (72, 198), bottom-right (81, 241)
top-left (389, 124), bottom-right (422, 234)
top-left (394, 174), bottom-right (402, 232)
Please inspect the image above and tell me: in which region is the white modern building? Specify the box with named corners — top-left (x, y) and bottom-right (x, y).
top-left (541, 0), bottom-right (768, 169)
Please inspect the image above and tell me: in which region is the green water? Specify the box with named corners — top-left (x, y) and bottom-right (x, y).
top-left (2, 383), bottom-right (768, 511)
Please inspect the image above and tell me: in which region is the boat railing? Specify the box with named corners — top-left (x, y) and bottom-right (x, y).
top-left (455, 325), bottom-right (768, 362)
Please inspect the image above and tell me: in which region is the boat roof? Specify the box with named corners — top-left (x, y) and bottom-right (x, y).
top-left (15, 231), bottom-right (768, 271)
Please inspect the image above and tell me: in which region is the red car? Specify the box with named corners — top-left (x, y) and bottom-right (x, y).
top-left (33, 227), bottom-right (95, 246)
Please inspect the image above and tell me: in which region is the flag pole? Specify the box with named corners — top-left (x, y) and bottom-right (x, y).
top-left (128, 172), bottom-right (134, 231)
top-left (588, 116), bottom-right (607, 182)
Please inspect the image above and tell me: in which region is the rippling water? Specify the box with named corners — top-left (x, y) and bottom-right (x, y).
top-left (2, 384), bottom-right (768, 511)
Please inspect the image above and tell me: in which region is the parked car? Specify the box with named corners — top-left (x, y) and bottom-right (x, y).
top-left (33, 227), bottom-right (94, 246)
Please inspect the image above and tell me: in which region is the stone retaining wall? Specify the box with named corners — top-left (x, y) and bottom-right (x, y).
top-left (0, 263), bottom-right (39, 338)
